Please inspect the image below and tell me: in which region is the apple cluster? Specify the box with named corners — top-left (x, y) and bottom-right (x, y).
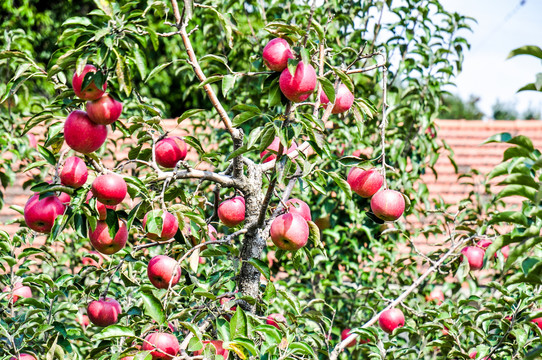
top-left (347, 167), bottom-right (406, 221)
top-left (461, 238), bottom-right (510, 271)
top-left (263, 38), bottom-right (354, 113)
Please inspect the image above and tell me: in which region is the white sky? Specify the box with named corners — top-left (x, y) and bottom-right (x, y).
top-left (440, 0), bottom-right (542, 118)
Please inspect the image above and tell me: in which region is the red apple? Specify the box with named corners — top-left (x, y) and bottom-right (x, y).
top-left (262, 38), bottom-right (294, 71)
top-left (9, 354), bottom-right (36, 360)
top-left (260, 137), bottom-right (297, 163)
top-left (285, 198), bottom-right (312, 221)
top-left (378, 308), bottom-right (405, 334)
top-left (461, 246), bottom-right (485, 270)
top-left (60, 156), bottom-right (88, 188)
top-left (531, 308), bottom-right (542, 329)
top-left (143, 210), bottom-right (179, 241)
top-left (87, 297), bottom-right (122, 327)
top-left (2, 282), bottom-right (32, 303)
top-left (266, 313), bottom-right (286, 329)
top-left (194, 340), bottom-right (229, 358)
top-left (77, 313), bottom-right (90, 328)
top-left (147, 255), bottom-right (181, 289)
top-left (64, 110), bottom-right (107, 154)
top-left (86, 94), bottom-right (123, 125)
top-left (341, 328), bottom-right (356, 348)
top-left (92, 174), bottom-right (127, 206)
top-left (120, 357), bottom-right (134, 360)
top-left (142, 332), bottom-right (179, 360)
top-left (469, 352), bottom-right (477, 359)
top-left (279, 61), bottom-right (317, 102)
top-left (370, 189), bottom-right (405, 221)
top-left (426, 288), bottom-right (444, 305)
top-left (86, 191), bottom-right (117, 220)
top-left (218, 196), bottom-right (245, 227)
top-left (477, 239), bottom-right (492, 249)
top-left (82, 250), bottom-right (104, 267)
top-left (347, 168), bottom-right (383, 198)
top-left (155, 137), bottom-right (188, 169)
top-left (72, 64), bottom-right (106, 101)
top-left (24, 193), bottom-right (66, 233)
top-left (89, 220), bottom-right (128, 255)
top-left (320, 83), bottom-right (355, 114)
top-left (270, 213), bottom-right (309, 251)
top-left (501, 245), bottom-right (510, 259)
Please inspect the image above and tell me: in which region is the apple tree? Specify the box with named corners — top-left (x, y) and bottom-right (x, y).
top-left (1, 0), bottom-right (541, 359)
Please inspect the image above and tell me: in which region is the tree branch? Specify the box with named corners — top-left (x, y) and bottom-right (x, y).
top-left (329, 235), bottom-right (470, 360)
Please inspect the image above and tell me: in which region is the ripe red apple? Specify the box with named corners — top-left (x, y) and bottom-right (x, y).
top-left (285, 198), bottom-right (312, 221)
top-left (260, 136), bottom-right (297, 163)
top-left (89, 220), bottom-right (128, 255)
top-left (82, 250), bottom-right (104, 267)
top-left (3, 282), bottom-right (32, 303)
top-left (531, 308), bottom-right (542, 329)
top-left (92, 174), bottom-right (127, 206)
top-left (87, 297), bottom-right (122, 327)
top-left (341, 328), bottom-right (356, 348)
top-left (477, 239), bottom-right (492, 248)
top-left (72, 64), bottom-right (106, 101)
top-left (194, 340), bottom-right (229, 358)
top-left (77, 313), bottom-right (90, 328)
top-left (86, 191), bottom-right (116, 220)
top-left (370, 189), bottom-right (406, 221)
top-left (469, 352), bottom-right (477, 359)
top-left (64, 110), bottom-right (108, 154)
top-left (378, 308), bottom-right (405, 334)
top-left (270, 213), bottom-right (309, 251)
top-left (142, 332), bottom-right (180, 360)
top-left (279, 61), bottom-right (317, 102)
top-left (266, 313), bottom-right (286, 329)
top-left (120, 357), bottom-right (134, 360)
top-left (320, 83), bottom-right (355, 114)
top-left (262, 38), bottom-right (294, 71)
top-left (86, 94), bottom-right (123, 125)
top-left (60, 156), bottom-right (88, 188)
top-left (147, 255), bottom-right (181, 289)
top-left (347, 168), bottom-right (384, 198)
top-left (426, 288), bottom-right (444, 305)
top-left (501, 245), bottom-right (510, 259)
top-left (461, 246), bottom-right (485, 270)
top-left (155, 137), bottom-right (188, 168)
top-left (218, 196), bottom-right (245, 227)
top-left (143, 210), bottom-right (179, 241)
top-left (24, 193), bottom-right (66, 233)
top-left (9, 354), bottom-right (36, 360)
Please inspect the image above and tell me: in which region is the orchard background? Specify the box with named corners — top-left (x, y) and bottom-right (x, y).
top-left (1, 0), bottom-right (542, 359)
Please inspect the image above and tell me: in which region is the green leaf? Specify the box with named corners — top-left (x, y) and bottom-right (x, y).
top-left (307, 220), bottom-right (323, 249)
top-left (222, 74), bottom-right (236, 97)
top-left (94, 325), bottom-right (135, 341)
top-left (507, 135), bottom-right (534, 151)
top-left (230, 306), bottom-right (248, 338)
top-left (289, 342), bottom-right (317, 358)
top-left (287, 58), bottom-right (298, 77)
top-left (332, 68), bottom-right (354, 93)
top-left (507, 45), bottom-right (542, 60)
top-left (318, 77), bottom-right (335, 104)
top-left (178, 108), bottom-right (204, 123)
top-left (496, 185), bottom-right (536, 202)
top-left (232, 112), bottom-right (257, 127)
top-left (133, 47), bottom-right (147, 79)
top-left (482, 132), bottom-right (512, 145)
top-left (246, 258), bottom-right (270, 280)
top-left (328, 172), bottom-right (352, 199)
top-left (141, 291), bottom-right (166, 325)
top-left (37, 145), bottom-right (56, 166)
top-left (62, 17), bottom-right (92, 27)
top-left (263, 281), bottom-right (276, 303)
top-left (488, 211), bottom-right (528, 227)
top-left (145, 62), bottom-right (172, 83)
top-left (199, 75), bottom-right (223, 87)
